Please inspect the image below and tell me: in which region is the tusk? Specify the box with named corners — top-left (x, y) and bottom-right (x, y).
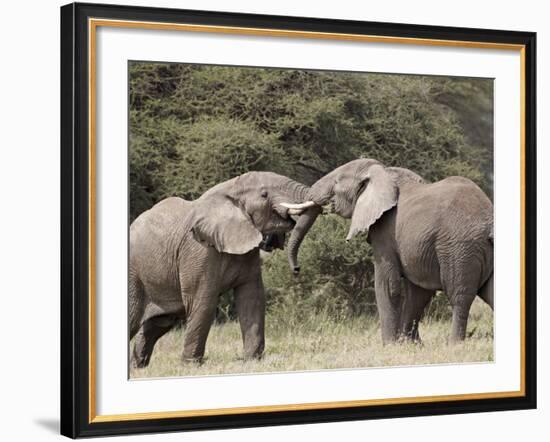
top-left (288, 208), bottom-right (305, 215)
top-left (280, 201), bottom-right (316, 210)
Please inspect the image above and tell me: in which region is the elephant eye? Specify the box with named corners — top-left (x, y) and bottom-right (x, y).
top-left (260, 190), bottom-right (268, 198)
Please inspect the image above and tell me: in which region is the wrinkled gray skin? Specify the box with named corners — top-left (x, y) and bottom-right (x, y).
top-left (288, 159), bottom-right (494, 344)
top-left (129, 172), bottom-right (310, 367)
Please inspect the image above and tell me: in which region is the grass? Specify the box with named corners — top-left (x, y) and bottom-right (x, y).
top-left (130, 298), bottom-right (493, 379)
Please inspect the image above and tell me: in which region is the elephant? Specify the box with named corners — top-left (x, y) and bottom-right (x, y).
top-left (129, 171), bottom-right (315, 367)
top-left (286, 159), bottom-right (494, 344)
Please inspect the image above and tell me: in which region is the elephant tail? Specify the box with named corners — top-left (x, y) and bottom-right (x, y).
top-left (479, 271), bottom-right (494, 309)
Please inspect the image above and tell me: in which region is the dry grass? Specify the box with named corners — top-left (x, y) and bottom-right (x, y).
top-left (130, 298), bottom-right (493, 379)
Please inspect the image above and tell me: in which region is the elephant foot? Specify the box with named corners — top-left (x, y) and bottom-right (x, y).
top-left (182, 356), bottom-right (205, 366)
top-left (398, 327), bottom-right (423, 344)
top-left (380, 333), bottom-right (400, 346)
top-left (448, 336), bottom-right (467, 345)
top-left (240, 352), bottom-right (264, 362)
top-left (398, 334), bottom-right (423, 345)
top-left (131, 353), bottom-right (150, 369)
top-left (242, 343), bottom-right (265, 361)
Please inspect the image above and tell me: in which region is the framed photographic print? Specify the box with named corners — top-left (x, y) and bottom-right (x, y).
top-left (60, 2), bottom-right (536, 438)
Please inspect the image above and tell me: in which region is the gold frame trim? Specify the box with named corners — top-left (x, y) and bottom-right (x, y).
top-left (88, 18), bottom-right (527, 424)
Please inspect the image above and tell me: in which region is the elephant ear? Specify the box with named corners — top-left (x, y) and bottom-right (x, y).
top-left (191, 197), bottom-right (263, 254)
top-left (346, 164), bottom-right (398, 240)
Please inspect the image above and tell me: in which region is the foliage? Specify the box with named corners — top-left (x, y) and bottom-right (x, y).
top-left (129, 62), bottom-right (493, 321)
top-left (262, 215), bottom-right (376, 321)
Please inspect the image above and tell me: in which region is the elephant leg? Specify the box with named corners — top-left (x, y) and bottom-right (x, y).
top-left (374, 262), bottom-right (402, 344)
top-left (128, 269), bottom-right (145, 340)
top-left (400, 280), bottom-right (434, 343)
top-left (478, 273), bottom-right (494, 310)
top-left (441, 258), bottom-right (480, 343)
top-left (448, 292), bottom-right (476, 343)
top-left (131, 314), bottom-right (175, 368)
top-left (235, 276), bottom-right (266, 360)
top-left (181, 294), bottom-right (218, 364)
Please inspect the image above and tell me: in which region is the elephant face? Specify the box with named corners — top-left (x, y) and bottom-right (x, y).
top-left (308, 159), bottom-right (399, 237)
top-left (191, 172), bottom-right (313, 255)
top-left (239, 180), bottom-right (296, 235)
top-left (287, 159), bottom-right (402, 272)
top-left (331, 170), bottom-right (370, 219)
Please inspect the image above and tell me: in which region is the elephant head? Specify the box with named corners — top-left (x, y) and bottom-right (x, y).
top-left (190, 171), bottom-right (315, 255)
top-left (287, 159), bottom-right (424, 272)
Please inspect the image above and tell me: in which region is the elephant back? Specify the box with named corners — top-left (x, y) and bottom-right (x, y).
top-left (130, 197), bottom-right (194, 265)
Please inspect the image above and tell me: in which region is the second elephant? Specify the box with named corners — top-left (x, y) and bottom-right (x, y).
top-left (287, 159), bottom-right (494, 344)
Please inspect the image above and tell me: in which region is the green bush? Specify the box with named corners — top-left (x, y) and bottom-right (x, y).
top-left (262, 214), bottom-right (376, 322)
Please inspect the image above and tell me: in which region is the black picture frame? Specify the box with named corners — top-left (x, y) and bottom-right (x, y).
top-left (60, 2), bottom-right (537, 438)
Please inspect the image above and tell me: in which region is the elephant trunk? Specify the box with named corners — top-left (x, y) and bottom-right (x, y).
top-left (276, 178), bottom-right (318, 274)
top-left (286, 175), bottom-right (335, 274)
top-left (287, 205), bottom-right (322, 274)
